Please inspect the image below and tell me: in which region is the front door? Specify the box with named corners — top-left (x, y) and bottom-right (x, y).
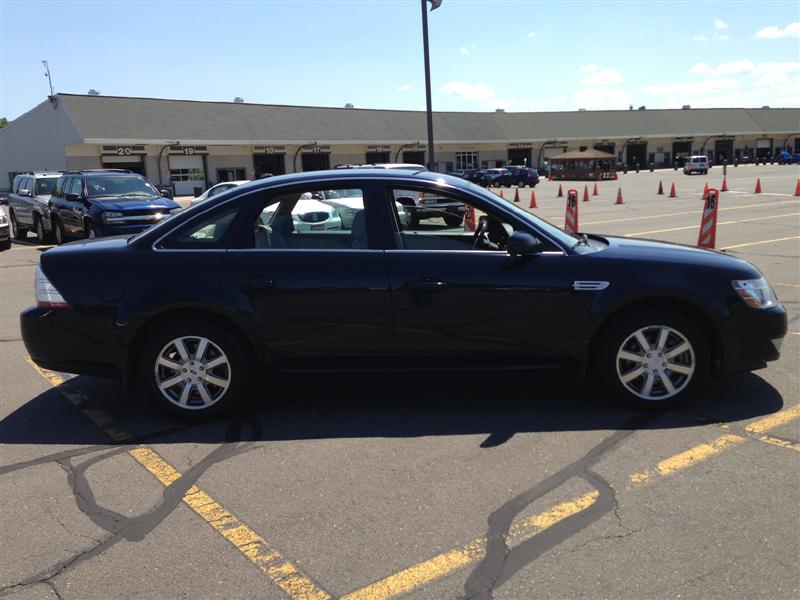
top-left (384, 185), bottom-right (571, 369)
top-left (220, 182), bottom-right (393, 370)
top-left (61, 176), bottom-right (87, 235)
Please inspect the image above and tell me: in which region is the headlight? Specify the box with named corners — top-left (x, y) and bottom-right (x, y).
top-left (102, 211), bottom-right (124, 223)
top-left (732, 277), bottom-right (778, 309)
top-left (0, 213), bottom-right (7, 225)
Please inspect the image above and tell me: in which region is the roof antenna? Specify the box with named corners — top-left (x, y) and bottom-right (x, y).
top-left (42, 59), bottom-right (57, 107)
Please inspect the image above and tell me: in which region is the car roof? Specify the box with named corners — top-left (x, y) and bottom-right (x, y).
top-left (65, 169), bottom-right (143, 176)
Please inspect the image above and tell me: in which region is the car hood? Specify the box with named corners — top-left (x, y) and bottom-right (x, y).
top-left (91, 196), bottom-right (180, 211)
top-left (598, 234), bottom-right (761, 276)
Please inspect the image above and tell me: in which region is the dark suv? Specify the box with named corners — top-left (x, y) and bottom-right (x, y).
top-left (49, 170), bottom-right (180, 243)
top-left (499, 166), bottom-right (540, 188)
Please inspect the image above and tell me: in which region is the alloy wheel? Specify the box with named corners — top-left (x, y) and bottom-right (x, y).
top-left (154, 336), bottom-right (232, 410)
top-left (615, 325), bottom-right (695, 401)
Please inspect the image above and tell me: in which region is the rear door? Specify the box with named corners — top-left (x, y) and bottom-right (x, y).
top-left (384, 184), bottom-right (572, 369)
top-left (219, 182), bottom-right (395, 371)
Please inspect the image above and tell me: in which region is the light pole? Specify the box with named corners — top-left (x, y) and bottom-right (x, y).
top-left (420, 0), bottom-right (442, 171)
top-left (157, 141), bottom-right (180, 189)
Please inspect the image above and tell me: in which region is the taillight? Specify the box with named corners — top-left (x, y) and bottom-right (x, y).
top-left (35, 265), bottom-right (69, 308)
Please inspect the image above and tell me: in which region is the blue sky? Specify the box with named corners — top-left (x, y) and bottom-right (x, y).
top-left (1, 0), bottom-right (798, 120)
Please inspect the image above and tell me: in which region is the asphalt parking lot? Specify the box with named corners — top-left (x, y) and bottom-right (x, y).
top-left (1, 164), bottom-right (798, 600)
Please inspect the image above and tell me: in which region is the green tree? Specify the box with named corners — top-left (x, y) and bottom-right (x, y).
top-left (0, 118), bottom-right (8, 129)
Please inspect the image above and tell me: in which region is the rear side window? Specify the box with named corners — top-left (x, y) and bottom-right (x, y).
top-left (53, 176), bottom-right (66, 197)
top-left (34, 178), bottom-right (57, 195)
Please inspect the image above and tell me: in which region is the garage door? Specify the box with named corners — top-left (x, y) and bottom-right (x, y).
top-left (169, 155), bottom-right (205, 196)
top-left (102, 155), bottom-right (145, 175)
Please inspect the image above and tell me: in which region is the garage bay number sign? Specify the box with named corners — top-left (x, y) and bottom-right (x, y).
top-left (101, 145), bottom-right (146, 156)
top-left (169, 145), bottom-right (209, 156)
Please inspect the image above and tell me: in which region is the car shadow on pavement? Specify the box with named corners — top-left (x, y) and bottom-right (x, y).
top-left (0, 370), bottom-right (786, 448)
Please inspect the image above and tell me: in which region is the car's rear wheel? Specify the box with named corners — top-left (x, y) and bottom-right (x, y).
top-left (52, 217), bottom-right (65, 245)
top-left (444, 214), bottom-right (462, 227)
top-left (141, 320), bottom-right (251, 419)
top-left (598, 310), bottom-right (707, 410)
top-left (10, 211), bottom-right (27, 240)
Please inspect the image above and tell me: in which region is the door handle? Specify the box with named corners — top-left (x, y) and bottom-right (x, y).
top-left (406, 278), bottom-right (447, 292)
top-left (232, 276), bottom-right (275, 290)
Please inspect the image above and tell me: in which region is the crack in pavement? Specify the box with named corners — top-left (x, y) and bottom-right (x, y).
top-left (0, 417), bottom-right (263, 597)
top-left (461, 413), bottom-right (657, 600)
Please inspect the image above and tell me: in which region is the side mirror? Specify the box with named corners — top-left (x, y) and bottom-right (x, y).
top-left (19, 189), bottom-right (32, 197)
top-left (507, 231), bottom-right (543, 256)
top-left (65, 193), bottom-right (80, 202)
top-left (160, 188), bottom-right (173, 199)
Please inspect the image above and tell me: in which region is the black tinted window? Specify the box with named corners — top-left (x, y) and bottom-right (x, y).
top-left (34, 178), bottom-right (57, 195)
top-left (53, 177), bottom-right (66, 197)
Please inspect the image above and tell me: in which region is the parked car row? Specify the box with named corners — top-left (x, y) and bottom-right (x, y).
top-left (6, 170), bottom-right (181, 244)
top-left (450, 165), bottom-right (542, 188)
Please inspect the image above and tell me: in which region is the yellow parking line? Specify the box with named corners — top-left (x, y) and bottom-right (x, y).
top-left (774, 282), bottom-right (800, 288)
top-left (750, 435), bottom-right (800, 452)
top-left (25, 357), bottom-right (331, 600)
top-left (341, 492), bottom-right (598, 600)
top-left (628, 434), bottom-right (745, 486)
top-left (744, 404), bottom-right (800, 434)
top-left (624, 212), bottom-right (800, 237)
top-left (722, 236), bottom-right (800, 250)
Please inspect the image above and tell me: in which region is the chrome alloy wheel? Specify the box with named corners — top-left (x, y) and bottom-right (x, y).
top-left (154, 336), bottom-right (231, 410)
top-left (615, 325), bottom-right (695, 401)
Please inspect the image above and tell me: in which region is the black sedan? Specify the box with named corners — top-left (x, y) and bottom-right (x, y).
top-left (21, 170), bottom-right (786, 418)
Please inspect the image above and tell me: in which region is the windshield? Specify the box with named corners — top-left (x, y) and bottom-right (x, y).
top-left (86, 175), bottom-right (158, 198)
top-left (34, 178), bottom-right (57, 195)
top-left (469, 183), bottom-right (579, 248)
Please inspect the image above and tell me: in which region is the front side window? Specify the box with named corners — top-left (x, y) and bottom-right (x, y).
top-left (161, 206), bottom-right (240, 249)
top-left (247, 186), bottom-right (366, 250)
top-left (390, 188), bottom-right (514, 252)
top-left (69, 177), bottom-right (84, 196)
top-left (86, 175), bottom-right (157, 198)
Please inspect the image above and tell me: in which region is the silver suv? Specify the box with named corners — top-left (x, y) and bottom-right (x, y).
top-left (683, 156), bottom-right (709, 175)
top-left (9, 172), bottom-right (61, 242)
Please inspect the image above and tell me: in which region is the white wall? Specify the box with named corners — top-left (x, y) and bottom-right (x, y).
top-left (0, 99), bottom-right (83, 189)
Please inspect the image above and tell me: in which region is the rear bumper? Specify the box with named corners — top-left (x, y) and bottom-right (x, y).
top-left (719, 304), bottom-right (787, 375)
top-left (21, 306), bottom-right (126, 379)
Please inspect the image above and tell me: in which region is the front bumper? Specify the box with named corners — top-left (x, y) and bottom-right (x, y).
top-left (95, 222), bottom-right (157, 237)
top-left (21, 306), bottom-right (126, 378)
top-left (0, 224), bottom-right (9, 242)
top-left (719, 303), bottom-right (787, 375)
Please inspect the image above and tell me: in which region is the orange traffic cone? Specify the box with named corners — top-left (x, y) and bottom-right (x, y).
top-left (795, 178), bottom-right (800, 196)
top-left (754, 178), bottom-right (762, 194)
top-left (583, 185), bottom-right (589, 202)
top-left (721, 176), bottom-right (728, 192)
top-left (669, 182), bottom-right (677, 198)
top-left (513, 188), bottom-right (520, 203)
top-left (529, 190), bottom-right (537, 209)
top-left (614, 171), bottom-right (619, 180)
top-left (557, 184), bottom-right (563, 198)
top-left (657, 181), bottom-right (663, 195)
top-left (500, 189), bottom-right (504, 199)
top-left (592, 183), bottom-right (599, 196)
top-left (702, 181), bottom-right (709, 199)
top-left (464, 205), bottom-right (476, 232)
top-left (615, 187), bottom-right (624, 205)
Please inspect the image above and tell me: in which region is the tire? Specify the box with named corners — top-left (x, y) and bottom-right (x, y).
top-left (518, 180), bottom-right (526, 188)
top-left (597, 309), bottom-right (708, 410)
top-left (52, 217), bottom-right (65, 245)
top-left (34, 214), bottom-right (50, 244)
top-left (444, 214), bottom-right (462, 227)
top-left (10, 211), bottom-right (27, 240)
top-left (0, 237), bottom-right (10, 251)
top-left (409, 213), bottom-right (420, 228)
top-left (140, 319), bottom-right (251, 419)
top-left (493, 181), bottom-right (501, 188)
top-left (84, 220), bottom-right (98, 239)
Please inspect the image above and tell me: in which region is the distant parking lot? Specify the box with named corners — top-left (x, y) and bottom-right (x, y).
top-left (1, 164), bottom-right (798, 599)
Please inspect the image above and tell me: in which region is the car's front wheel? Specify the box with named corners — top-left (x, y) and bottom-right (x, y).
top-left (52, 217), bottom-right (65, 245)
top-left (141, 319), bottom-right (251, 418)
top-left (518, 180), bottom-right (526, 188)
top-left (34, 214), bottom-right (50, 243)
top-left (10, 211), bottom-right (26, 240)
top-left (598, 310), bottom-right (707, 410)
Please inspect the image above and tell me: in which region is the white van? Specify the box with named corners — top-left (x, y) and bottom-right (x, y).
top-left (683, 156), bottom-right (709, 175)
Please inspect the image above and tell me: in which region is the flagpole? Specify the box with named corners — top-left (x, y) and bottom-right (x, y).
top-left (421, 0), bottom-right (435, 171)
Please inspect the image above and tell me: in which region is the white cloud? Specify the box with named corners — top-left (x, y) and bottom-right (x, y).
top-left (578, 64), bottom-right (598, 73)
top-left (573, 87), bottom-right (630, 110)
top-left (754, 22), bottom-right (800, 39)
top-left (527, 31), bottom-right (536, 38)
top-left (714, 19), bottom-right (728, 30)
top-left (693, 35), bottom-right (709, 41)
top-left (459, 46), bottom-right (469, 55)
top-left (689, 63), bottom-right (711, 74)
top-left (688, 59), bottom-right (800, 77)
top-left (717, 35), bottom-right (731, 41)
top-left (397, 84), bottom-right (412, 92)
top-left (440, 81), bottom-right (496, 102)
top-left (581, 67), bottom-right (623, 86)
